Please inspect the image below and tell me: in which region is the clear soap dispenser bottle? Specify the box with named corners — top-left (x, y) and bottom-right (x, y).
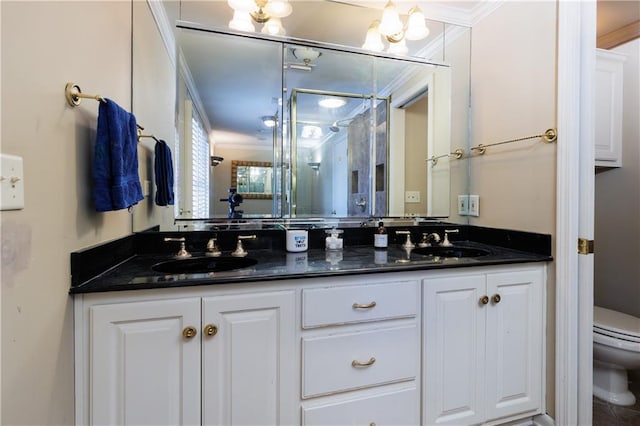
top-left (374, 221), bottom-right (388, 249)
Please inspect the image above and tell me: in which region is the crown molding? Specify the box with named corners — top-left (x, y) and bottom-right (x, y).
top-left (146, 0), bottom-right (176, 66)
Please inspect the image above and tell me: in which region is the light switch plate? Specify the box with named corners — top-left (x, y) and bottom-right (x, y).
top-left (1, 154), bottom-right (25, 210)
top-left (457, 195), bottom-right (469, 215)
top-left (469, 194), bottom-right (480, 217)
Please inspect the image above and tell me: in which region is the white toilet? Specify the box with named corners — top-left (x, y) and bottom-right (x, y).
top-left (593, 306), bottom-right (640, 406)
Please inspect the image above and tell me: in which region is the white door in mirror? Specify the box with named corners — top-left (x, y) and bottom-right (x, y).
top-left (0, 154), bottom-right (24, 210)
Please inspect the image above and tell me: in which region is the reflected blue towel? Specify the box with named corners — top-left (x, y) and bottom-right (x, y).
top-left (154, 140), bottom-right (174, 206)
top-left (93, 99), bottom-right (144, 211)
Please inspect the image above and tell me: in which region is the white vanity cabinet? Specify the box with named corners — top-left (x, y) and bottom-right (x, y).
top-left (75, 289), bottom-right (296, 426)
top-left (75, 263), bottom-right (547, 426)
top-left (595, 48), bottom-right (626, 167)
top-left (423, 266), bottom-right (545, 425)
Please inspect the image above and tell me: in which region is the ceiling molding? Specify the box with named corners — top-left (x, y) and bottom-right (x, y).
top-left (597, 20), bottom-right (640, 49)
top-left (470, 0), bottom-right (505, 27)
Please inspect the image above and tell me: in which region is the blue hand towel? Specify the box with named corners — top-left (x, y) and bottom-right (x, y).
top-left (93, 99), bottom-right (144, 212)
top-left (154, 140), bottom-right (174, 206)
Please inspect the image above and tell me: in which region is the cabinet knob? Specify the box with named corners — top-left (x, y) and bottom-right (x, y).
top-left (204, 324), bottom-right (218, 337)
top-left (352, 301), bottom-right (377, 309)
top-left (182, 326), bottom-right (197, 339)
top-left (492, 294), bottom-right (501, 304)
top-left (480, 295), bottom-right (489, 305)
top-left (352, 357), bottom-right (376, 367)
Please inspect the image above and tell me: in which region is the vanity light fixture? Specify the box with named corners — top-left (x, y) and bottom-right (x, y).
top-left (210, 156), bottom-right (224, 167)
top-left (362, 1), bottom-right (429, 54)
top-left (288, 47), bottom-right (321, 71)
top-left (228, 0), bottom-right (292, 35)
top-left (307, 162), bottom-right (321, 171)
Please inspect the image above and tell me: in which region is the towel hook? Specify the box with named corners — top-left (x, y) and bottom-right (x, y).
top-left (65, 82), bottom-right (106, 107)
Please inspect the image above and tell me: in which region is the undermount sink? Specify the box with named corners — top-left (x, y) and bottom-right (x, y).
top-left (152, 256), bottom-right (258, 274)
top-left (412, 246), bottom-right (491, 258)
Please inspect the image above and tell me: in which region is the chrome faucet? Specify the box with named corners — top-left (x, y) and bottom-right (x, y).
top-left (419, 232), bottom-right (441, 247)
top-left (395, 230), bottom-right (415, 249)
top-left (164, 237), bottom-right (191, 258)
top-left (232, 235), bottom-right (257, 257)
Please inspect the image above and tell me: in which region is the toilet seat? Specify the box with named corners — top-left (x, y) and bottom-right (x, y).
top-left (594, 306), bottom-right (640, 343)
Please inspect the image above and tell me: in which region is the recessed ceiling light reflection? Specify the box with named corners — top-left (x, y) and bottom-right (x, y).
top-left (318, 98), bottom-right (346, 109)
top-left (301, 125), bottom-right (323, 139)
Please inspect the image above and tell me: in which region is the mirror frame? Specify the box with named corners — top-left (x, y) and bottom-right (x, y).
top-left (230, 160), bottom-right (274, 199)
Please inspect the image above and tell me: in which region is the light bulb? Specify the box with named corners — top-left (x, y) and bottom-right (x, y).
top-left (378, 1), bottom-right (403, 36)
top-left (229, 10), bottom-right (255, 32)
top-left (262, 17), bottom-right (286, 35)
top-left (387, 37), bottom-right (408, 55)
top-left (227, 0), bottom-right (255, 13)
top-left (405, 7), bottom-right (429, 40)
top-left (264, 0), bottom-right (292, 18)
top-left (362, 21), bottom-right (384, 52)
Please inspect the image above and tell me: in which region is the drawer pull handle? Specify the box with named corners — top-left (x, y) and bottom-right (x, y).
top-left (352, 357), bottom-right (376, 367)
top-left (480, 295), bottom-right (489, 305)
top-left (492, 294), bottom-right (501, 304)
top-left (352, 301), bottom-right (377, 309)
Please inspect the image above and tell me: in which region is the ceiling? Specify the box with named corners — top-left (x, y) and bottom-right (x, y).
top-left (597, 0), bottom-right (640, 37)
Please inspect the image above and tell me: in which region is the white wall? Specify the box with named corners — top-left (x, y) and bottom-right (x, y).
top-left (1, 1), bottom-right (134, 424)
top-left (594, 38), bottom-right (640, 318)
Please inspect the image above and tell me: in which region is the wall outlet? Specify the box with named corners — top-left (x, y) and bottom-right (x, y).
top-left (457, 195), bottom-right (469, 215)
top-left (469, 194), bottom-right (480, 217)
top-left (405, 190), bottom-right (421, 203)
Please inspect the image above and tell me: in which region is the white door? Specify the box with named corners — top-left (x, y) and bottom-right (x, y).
top-left (556, 2), bottom-right (596, 425)
top-left (423, 274), bottom-right (486, 426)
top-left (90, 298), bottom-right (201, 426)
top-left (202, 290), bottom-right (296, 426)
top-left (485, 269), bottom-right (543, 421)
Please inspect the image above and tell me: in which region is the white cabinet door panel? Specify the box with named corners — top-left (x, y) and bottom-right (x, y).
top-left (423, 275), bottom-right (486, 426)
top-left (90, 298), bottom-right (201, 426)
top-left (486, 269), bottom-right (543, 421)
top-left (202, 291), bottom-right (296, 426)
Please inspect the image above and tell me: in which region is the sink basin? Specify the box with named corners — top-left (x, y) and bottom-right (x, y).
top-left (412, 246), bottom-right (491, 258)
top-left (152, 256), bottom-right (258, 274)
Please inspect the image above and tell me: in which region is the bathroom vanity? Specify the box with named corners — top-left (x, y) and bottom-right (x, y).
top-left (71, 226), bottom-right (550, 426)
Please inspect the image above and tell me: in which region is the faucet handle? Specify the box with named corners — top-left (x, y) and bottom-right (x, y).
top-left (441, 229), bottom-right (459, 247)
top-left (395, 230), bottom-right (415, 249)
top-left (205, 238), bottom-right (221, 257)
top-left (164, 237), bottom-right (191, 258)
top-left (232, 235), bottom-right (257, 257)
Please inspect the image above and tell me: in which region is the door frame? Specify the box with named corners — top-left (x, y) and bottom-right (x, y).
top-left (555, 1), bottom-right (596, 425)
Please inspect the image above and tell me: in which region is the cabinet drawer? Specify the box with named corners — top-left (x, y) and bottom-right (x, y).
top-left (302, 280), bottom-right (419, 328)
top-left (302, 385), bottom-right (419, 425)
top-left (302, 325), bottom-right (419, 398)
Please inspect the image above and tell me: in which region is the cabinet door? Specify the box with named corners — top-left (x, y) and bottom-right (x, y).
top-left (202, 291), bottom-right (296, 426)
top-left (595, 49), bottom-right (625, 166)
top-left (90, 298), bottom-right (201, 426)
top-left (485, 269), bottom-right (543, 421)
top-left (423, 274), bottom-right (487, 425)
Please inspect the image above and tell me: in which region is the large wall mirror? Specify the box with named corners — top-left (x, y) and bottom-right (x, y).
top-left (133, 0), bottom-right (471, 229)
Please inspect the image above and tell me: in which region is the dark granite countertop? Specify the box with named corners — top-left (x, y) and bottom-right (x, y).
top-left (70, 225), bottom-right (552, 294)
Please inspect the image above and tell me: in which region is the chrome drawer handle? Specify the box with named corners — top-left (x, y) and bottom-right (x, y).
top-left (352, 301), bottom-right (377, 309)
top-left (352, 357), bottom-right (376, 367)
